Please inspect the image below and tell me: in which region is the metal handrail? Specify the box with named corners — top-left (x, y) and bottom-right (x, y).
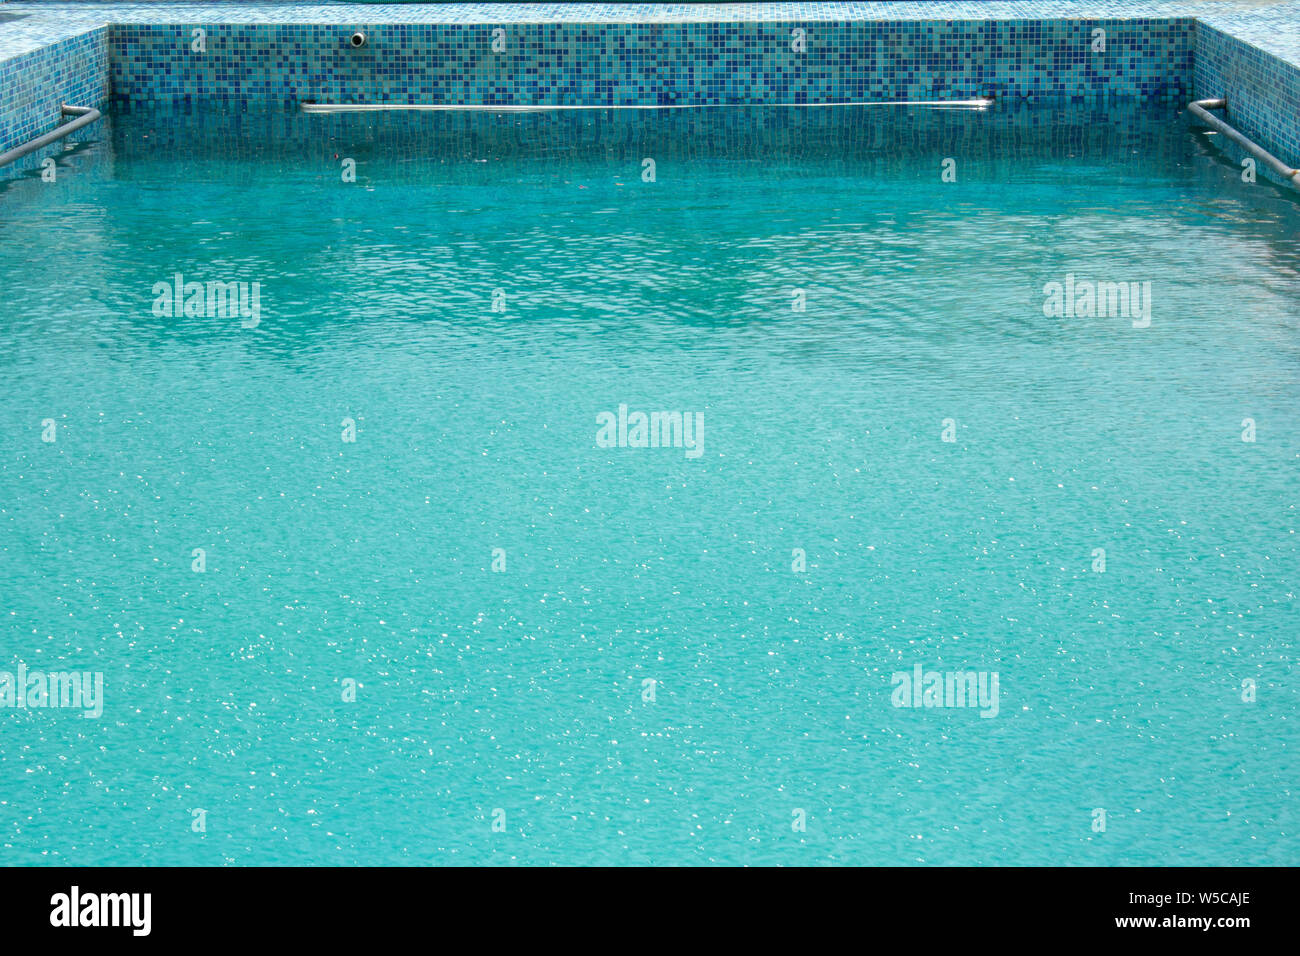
top-left (301, 98), bottom-right (996, 113)
top-left (0, 104), bottom-right (103, 169)
top-left (1189, 97), bottom-right (1300, 189)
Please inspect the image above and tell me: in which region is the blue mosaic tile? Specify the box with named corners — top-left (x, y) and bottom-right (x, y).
top-left (0, 28), bottom-right (108, 156)
top-left (1, 2), bottom-right (1299, 170)
top-left (103, 19), bottom-right (1194, 107)
top-left (1196, 20), bottom-right (1300, 170)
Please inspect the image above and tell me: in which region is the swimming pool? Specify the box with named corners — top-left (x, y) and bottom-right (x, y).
top-left (0, 99), bottom-right (1295, 865)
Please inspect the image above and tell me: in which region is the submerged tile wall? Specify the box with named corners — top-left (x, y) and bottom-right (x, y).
top-left (107, 19), bottom-right (1194, 106)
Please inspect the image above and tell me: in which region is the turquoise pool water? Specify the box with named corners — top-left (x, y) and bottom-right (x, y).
top-left (0, 102), bottom-right (1296, 865)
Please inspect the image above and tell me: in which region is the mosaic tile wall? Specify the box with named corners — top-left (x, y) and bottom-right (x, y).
top-left (1, 3), bottom-right (1298, 176)
top-left (107, 19), bottom-right (1194, 106)
top-left (0, 29), bottom-right (109, 158)
top-left (1195, 22), bottom-right (1300, 170)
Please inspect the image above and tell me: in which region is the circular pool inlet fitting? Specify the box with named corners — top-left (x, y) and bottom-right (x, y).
top-left (350, 32), bottom-right (367, 48)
